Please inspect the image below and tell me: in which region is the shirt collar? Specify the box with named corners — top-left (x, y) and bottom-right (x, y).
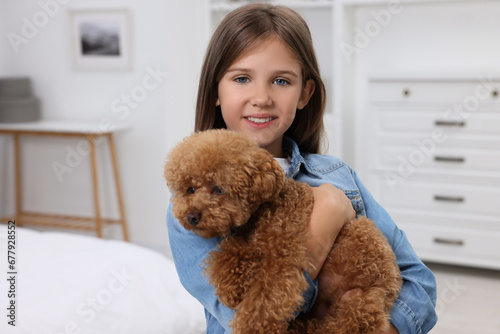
top-left (282, 136), bottom-right (322, 179)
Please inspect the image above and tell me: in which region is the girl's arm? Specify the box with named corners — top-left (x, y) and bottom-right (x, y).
top-left (167, 204), bottom-right (235, 332)
top-left (351, 169), bottom-right (438, 334)
top-left (306, 183), bottom-right (356, 280)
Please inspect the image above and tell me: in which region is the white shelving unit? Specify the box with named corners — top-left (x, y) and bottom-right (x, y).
top-left (358, 77), bottom-right (500, 270)
top-left (335, 0), bottom-right (500, 270)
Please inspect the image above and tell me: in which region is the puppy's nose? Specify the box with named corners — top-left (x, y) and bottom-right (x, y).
top-left (187, 212), bottom-right (202, 226)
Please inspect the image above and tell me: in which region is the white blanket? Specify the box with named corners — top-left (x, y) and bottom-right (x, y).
top-left (0, 228), bottom-right (206, 334)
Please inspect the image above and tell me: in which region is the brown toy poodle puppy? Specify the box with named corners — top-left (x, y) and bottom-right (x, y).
top-left (164, 129), bottom-right (402, 334)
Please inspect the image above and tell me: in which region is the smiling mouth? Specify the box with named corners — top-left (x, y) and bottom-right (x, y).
top-left (245, 117), bottom-right (276, 124)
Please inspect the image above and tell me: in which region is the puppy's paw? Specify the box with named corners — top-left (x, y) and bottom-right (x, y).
top-left (340, 287), bottom-right (364, 302)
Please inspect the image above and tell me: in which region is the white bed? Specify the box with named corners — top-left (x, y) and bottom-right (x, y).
top-left (0, 228), bottom-right (206, 334)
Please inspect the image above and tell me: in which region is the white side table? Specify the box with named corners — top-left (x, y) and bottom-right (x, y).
top-left (0, 120), bottom-right (130, 241)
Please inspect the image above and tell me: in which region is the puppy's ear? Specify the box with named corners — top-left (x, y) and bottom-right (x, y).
top-left (246, 148), bottom-right (285, 204)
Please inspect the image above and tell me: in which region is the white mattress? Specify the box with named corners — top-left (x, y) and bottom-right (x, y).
top-left (0, 228), bottom-right (205, 334)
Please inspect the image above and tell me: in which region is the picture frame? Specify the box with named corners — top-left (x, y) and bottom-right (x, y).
top-left (69, 9), bottom-right (133, 70)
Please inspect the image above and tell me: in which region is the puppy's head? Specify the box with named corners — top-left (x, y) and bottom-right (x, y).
top-left (164, 129), bottom-right (285, 238)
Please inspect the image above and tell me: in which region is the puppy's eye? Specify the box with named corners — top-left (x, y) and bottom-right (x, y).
top-left (187, 187), bottom-right (196, 194)
top-left (212, 186), bottom-right (224, 195)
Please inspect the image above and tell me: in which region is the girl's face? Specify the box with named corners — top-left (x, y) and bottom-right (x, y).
top-left (216, 38), bottom-right (315, 157)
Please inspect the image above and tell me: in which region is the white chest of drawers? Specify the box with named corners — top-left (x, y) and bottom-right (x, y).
top-left (358, 77), bottom-right (500, 270)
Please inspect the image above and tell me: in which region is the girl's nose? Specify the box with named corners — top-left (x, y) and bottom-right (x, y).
top-left (250, 83), bottom-right (272, 107)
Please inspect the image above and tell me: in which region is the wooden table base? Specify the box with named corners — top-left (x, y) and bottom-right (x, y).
top-left (0, 125), bottom-right (129, 241)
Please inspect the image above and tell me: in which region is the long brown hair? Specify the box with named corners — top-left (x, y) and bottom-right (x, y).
top-left (195, 3), bottom-right (326, 154)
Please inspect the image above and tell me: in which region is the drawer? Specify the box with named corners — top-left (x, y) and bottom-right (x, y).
top-left (378, 110), bottom-right (500, 135)
top-left (369, 79), bottom-right (500, 104)
top-left (379, 146), bottom-right (500, 171)
top-left (397, 222), bottom-right (500, 270)
top-left (388, 208), bottom-right (500, 231)
top-left (377, 178), bottom-right (500, 216)
top-left (375, 133), bottom-right (500, 151)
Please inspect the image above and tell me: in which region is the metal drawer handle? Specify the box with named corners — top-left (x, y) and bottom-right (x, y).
top-left (434, 120), bottom-right (465, 127)
top-left (434, 156), bottom-right (465, 163)
top-left (402, 89), bottom-right (410, 97)
top-left (434, 195), bottom-right (465, 203)
top-left (433, 238), bottom-right (465, 246)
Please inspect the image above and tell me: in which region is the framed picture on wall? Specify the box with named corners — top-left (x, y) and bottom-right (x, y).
top-left (69, 9), bottom-right (133, 70)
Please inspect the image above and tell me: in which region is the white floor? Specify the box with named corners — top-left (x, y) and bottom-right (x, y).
top-left (426, 262), bottom-right (500, 334)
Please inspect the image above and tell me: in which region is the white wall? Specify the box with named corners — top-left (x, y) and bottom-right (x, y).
top-left (339, 0), bottom-right (500, 168)
top-left (353, 1), bottom-right (500, 74)
top-left (0, 0), bottom-right (206, 254)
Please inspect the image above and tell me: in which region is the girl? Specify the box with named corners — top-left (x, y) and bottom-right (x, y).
top-left (167, 3), bottom-right (437, 334)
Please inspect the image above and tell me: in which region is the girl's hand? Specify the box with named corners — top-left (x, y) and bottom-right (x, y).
top-left (305, 184), bottom-right (356, 280)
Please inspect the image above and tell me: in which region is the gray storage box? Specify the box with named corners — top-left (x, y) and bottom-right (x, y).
top-left (0, 77), bottom-right (32, 97)
top-left (0, 77), bottom-right (41, 123)
top-left (0, 97), bottom-right (41, 123)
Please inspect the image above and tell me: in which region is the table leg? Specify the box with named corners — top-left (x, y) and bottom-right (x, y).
top-left (13, 134), bottom-right (22, 226)
top-left (89, 136), bottom-right (103, 238)
top-left (107, 133), bottom-right (129, 241)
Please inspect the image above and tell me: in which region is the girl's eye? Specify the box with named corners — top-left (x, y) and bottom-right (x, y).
top-left (187, 187), bottom-right (196, 194)
top-left (212, 186), bottom-right (224, 195)
top-left (273, 78), bottom-right (289, 86)
top-left (234, 76), bottom-right (250, 84)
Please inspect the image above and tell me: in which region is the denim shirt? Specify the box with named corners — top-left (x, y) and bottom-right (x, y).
top-left (166, 136), bottom-right (438, 334)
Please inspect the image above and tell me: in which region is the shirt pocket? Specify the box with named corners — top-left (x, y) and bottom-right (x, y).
top-left (344, 190), bottom-right (366, 217)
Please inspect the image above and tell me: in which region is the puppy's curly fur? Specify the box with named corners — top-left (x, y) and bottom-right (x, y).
top-left (164, 129), bottom-right (402, 334)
